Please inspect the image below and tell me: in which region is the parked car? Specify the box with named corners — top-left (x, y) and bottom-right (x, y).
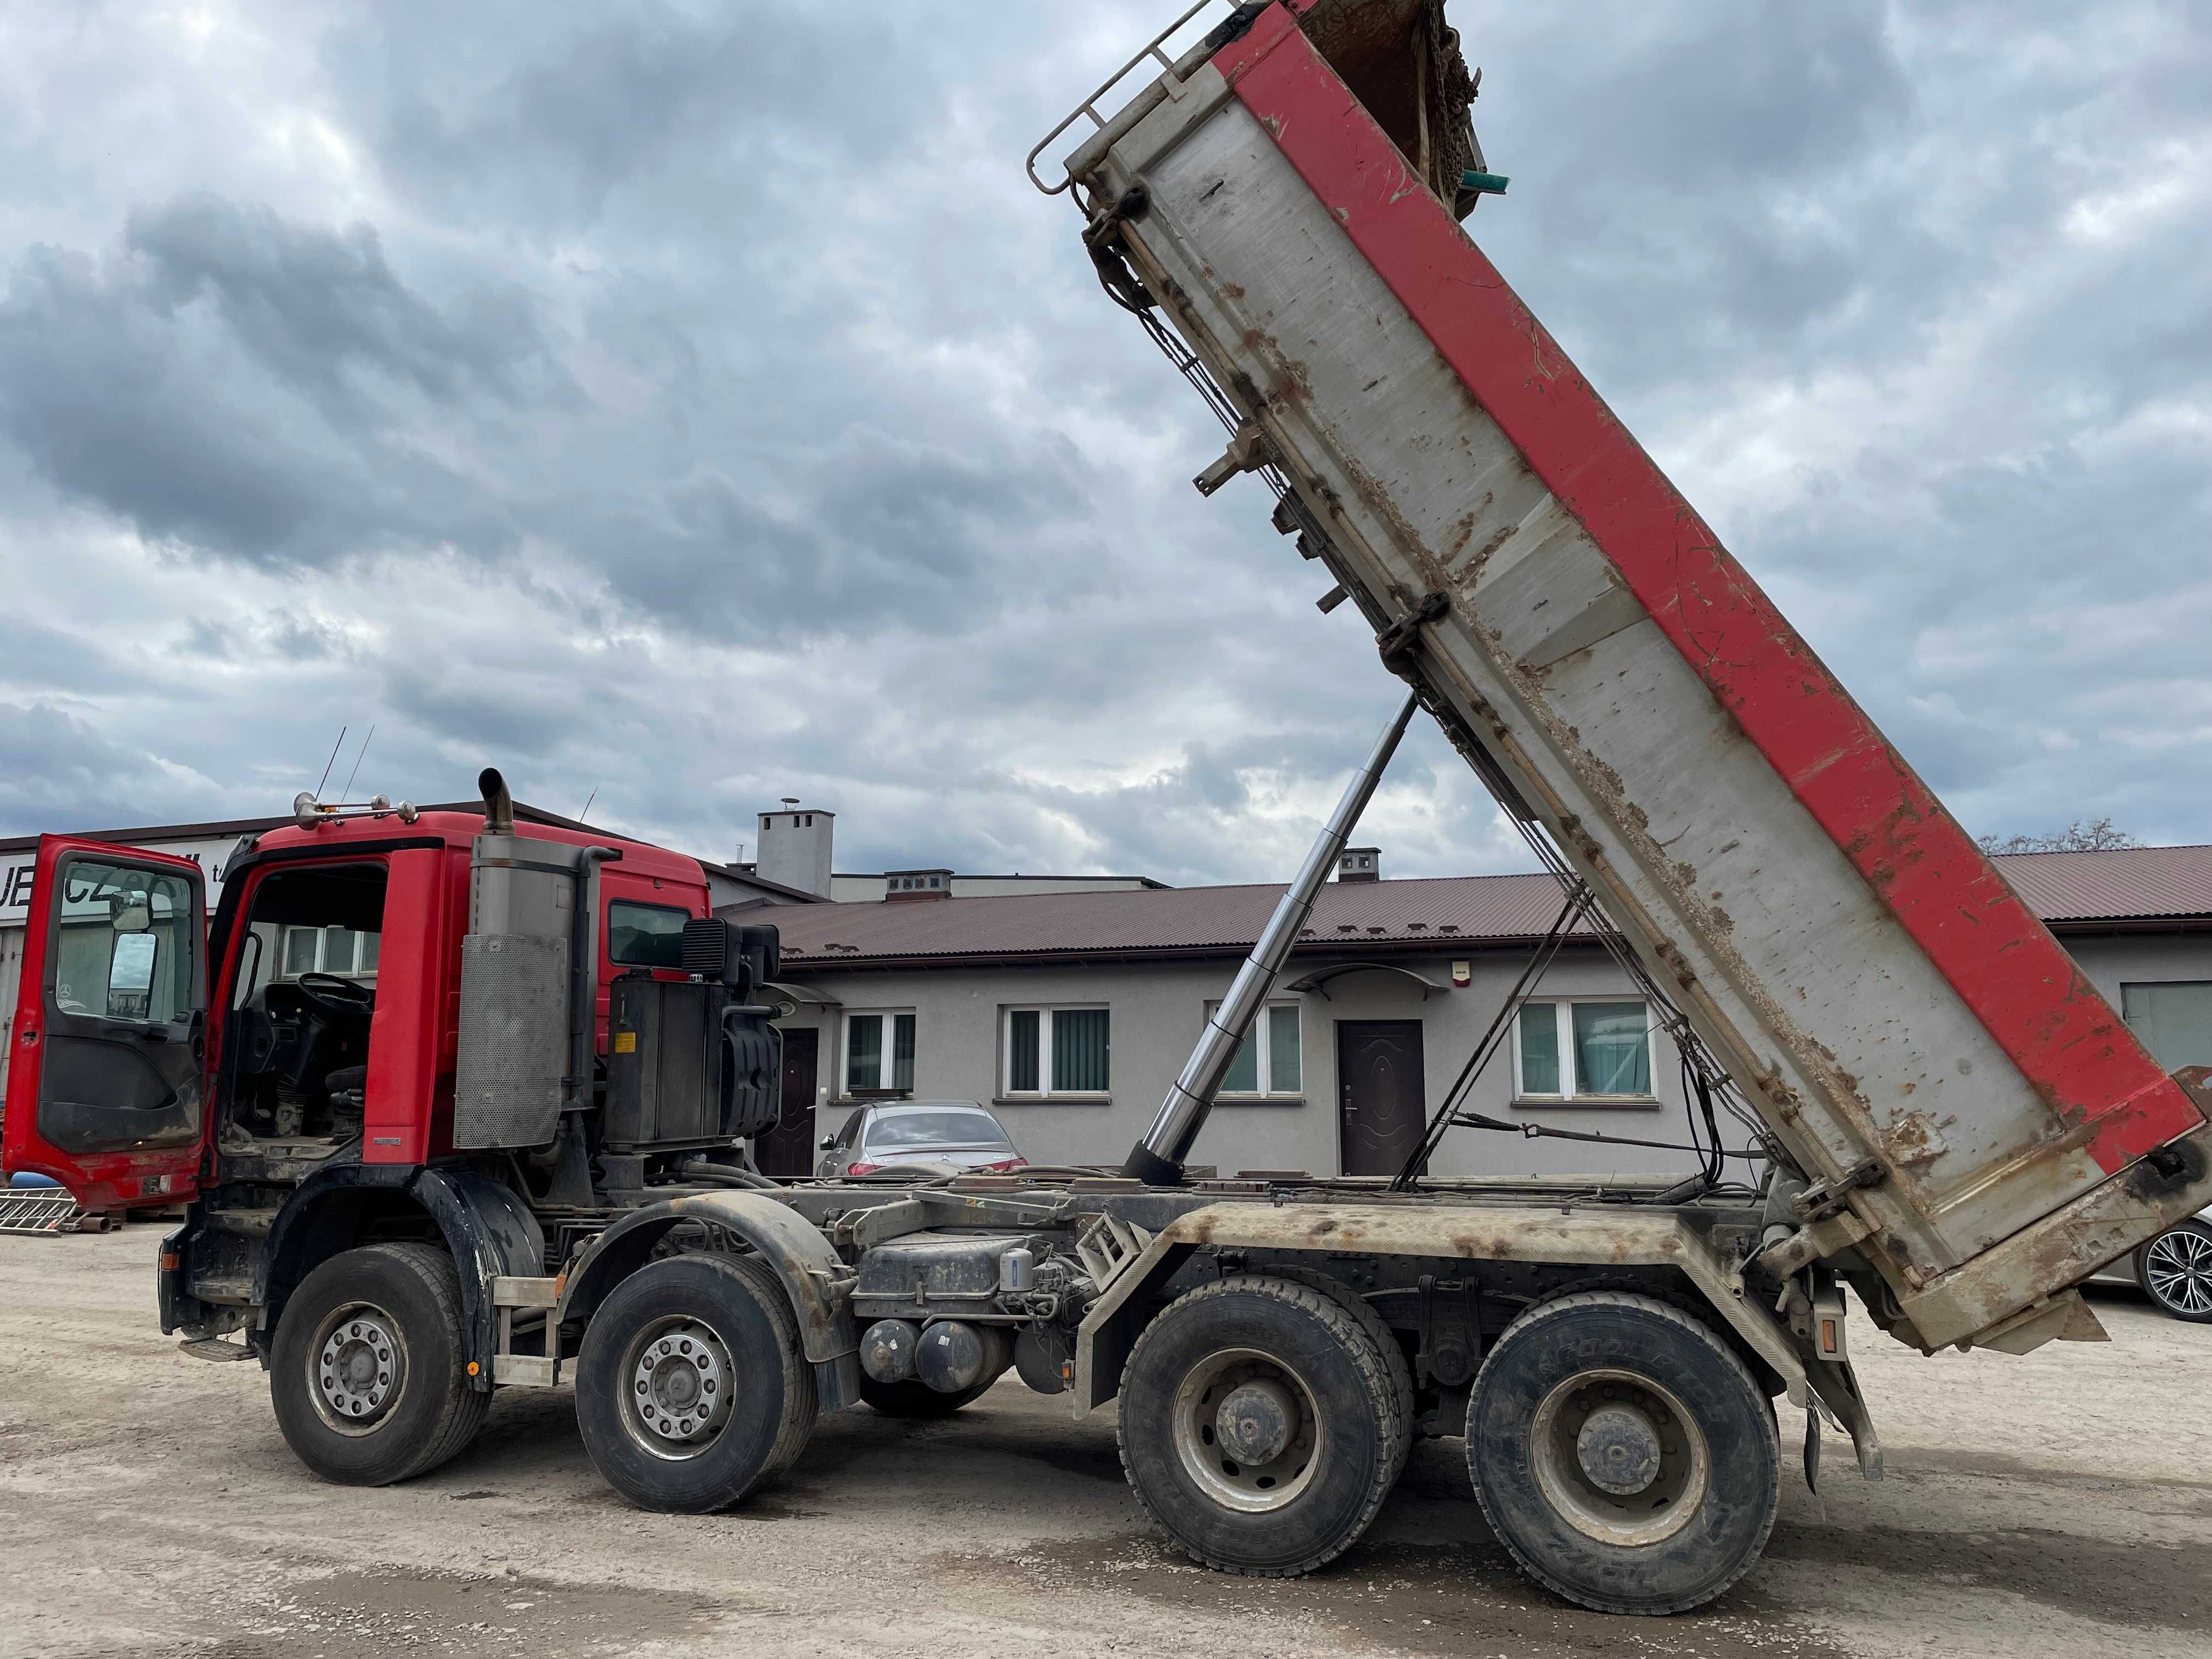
top-left (2092, 1206), bottom-right (2212, 1322)
top-left (816, 1101), bottom-right (1028, 1178)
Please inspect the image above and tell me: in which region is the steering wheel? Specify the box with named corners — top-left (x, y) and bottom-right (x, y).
top-left (295, 972), bottom-right (374, 1018)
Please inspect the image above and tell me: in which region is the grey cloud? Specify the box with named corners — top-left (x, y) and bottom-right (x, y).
top-left (0, 0), bottom-right (2205, 883)
top-left (0, 207), bottom-right (529, 566)
top-left (127, 197), bottom-right (551, 413)
top-left (321, 1), bottom-right (941, 237)
top-left (0, 703), bottom-right (219, 828)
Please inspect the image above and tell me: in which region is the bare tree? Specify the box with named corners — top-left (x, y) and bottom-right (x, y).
top-left (1978, 816), bottom-right (2144, 855)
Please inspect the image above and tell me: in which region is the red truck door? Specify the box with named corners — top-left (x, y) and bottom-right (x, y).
top-left (1, 837), bottom-right (210, 1210)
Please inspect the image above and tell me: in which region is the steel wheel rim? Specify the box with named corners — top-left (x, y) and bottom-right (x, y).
top-left (618, 1315), bottom-right (738, 1462)
top-left (1527, 1367), bottom-right (1710, 1547)
top-left (311, 1301), bottom-right (406, 1435)
top-left (2146, 1229), bottom-right (2212, 1316)
top-left (1169, 1346), bottom-right (1325, 1514)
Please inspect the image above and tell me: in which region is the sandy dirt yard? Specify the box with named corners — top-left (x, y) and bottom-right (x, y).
top-left (1, 1226), bottom-right (2207, 1659)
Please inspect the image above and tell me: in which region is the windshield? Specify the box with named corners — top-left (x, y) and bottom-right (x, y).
top-left (865, 1110), bottom-right (1012, 1150)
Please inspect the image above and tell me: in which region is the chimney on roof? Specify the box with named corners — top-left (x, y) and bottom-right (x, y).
top-left (757, 800), bottom-right (835, 897)
top-left (1338, 846), bottom-right (1380, 884)
top-left (884, 867), bottom-right (952, 902)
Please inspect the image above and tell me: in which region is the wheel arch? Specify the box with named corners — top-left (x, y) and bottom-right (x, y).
top-left (260, 1164), bottom-right (544, 1390)
top-left (557, 1190), bottom-right (860, 1412)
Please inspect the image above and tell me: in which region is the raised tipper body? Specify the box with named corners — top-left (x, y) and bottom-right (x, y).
top-left (1041, 0), bottom-right (2212, 1352)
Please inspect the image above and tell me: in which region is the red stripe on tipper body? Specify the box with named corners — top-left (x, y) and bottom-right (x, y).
top-left (1211, 4), bottom-right (2197, 1170)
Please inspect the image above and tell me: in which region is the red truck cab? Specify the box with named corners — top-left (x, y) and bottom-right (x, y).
top-left (3, 802), bottom-right (712, 1213)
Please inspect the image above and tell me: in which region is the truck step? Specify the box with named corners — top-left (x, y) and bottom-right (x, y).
top-left (178, 1337), bottom-right (253, 1363)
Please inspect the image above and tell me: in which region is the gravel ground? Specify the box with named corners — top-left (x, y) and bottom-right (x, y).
top-left (2, 1226), bottom-right (2207, 1659)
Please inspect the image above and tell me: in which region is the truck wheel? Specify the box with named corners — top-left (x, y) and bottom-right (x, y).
top-left (857, 1376), bottom-right (994, 1417)
top-left (1118, 1275), bottom-right (1407, 1577)
top-left (574, 1252), bottom-right (817, 1512)
top-left (1467, 1291), bottom-right (1779, 1615)
top-left (269, 1243), bottom-right (489, 1486)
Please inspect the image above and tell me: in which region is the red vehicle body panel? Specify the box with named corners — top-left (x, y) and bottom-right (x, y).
top-left (9, 810), bottom-right (714, 1202)
top-left (2, 836), bottom-right (210, 1209)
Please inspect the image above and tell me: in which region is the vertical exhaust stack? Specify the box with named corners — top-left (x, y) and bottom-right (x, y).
top-left (479, 768), bottom-right (516, 836)
top-left (1122, 692), bottom-right (1419, 1184)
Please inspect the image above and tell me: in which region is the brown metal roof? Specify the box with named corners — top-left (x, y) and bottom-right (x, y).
top-left (1988, 844), bottom-right (2212, 924)
top-left (772, 870), bottom-right (1593, 969)
top-left (770, 845), bottom-right (2212, 970)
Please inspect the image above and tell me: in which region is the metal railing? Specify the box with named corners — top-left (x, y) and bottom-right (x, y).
top-left (1024, 0), bottom-right (1234, 194)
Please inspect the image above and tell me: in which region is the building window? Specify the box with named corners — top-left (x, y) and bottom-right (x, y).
top-left (279, 926), bottom-right (380, 980)
top-left (1207, 1001), bottom-right (1303, 1096)
top-left (845, 1011), bottom-right (916, 1093)
top-left (1513, 999), bottom-right (1653, 1099)
top-left (1003, 1006), bottom-right (1110, 1095)
top-left (2121, 983), bottom-right (2212, 1071)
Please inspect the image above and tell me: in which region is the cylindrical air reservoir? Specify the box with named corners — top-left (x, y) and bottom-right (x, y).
top-left (859, 1319), bottom-right (921, 1384)
top-left (914, 1321), bottom-right (1013, 1394)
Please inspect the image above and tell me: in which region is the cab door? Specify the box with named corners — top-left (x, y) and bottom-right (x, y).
top-left (1, 838), bottom-right (210, 1209)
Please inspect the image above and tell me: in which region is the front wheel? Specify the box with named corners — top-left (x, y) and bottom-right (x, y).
top-left (269, 1243), bottom-right (488, 1486)
top-left (1118, 1275), bottom-right (1409, 1577)
top-left (2137, 1221), bottom-right (2212, 1322)
top-left (1468, 1291), bottom-right (1779, 1615)
top-left (575, 1253), bottom-right (817, 1512)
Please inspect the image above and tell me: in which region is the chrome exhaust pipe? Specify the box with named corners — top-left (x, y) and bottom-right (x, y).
top-left (1122, 692), bottom-right (1419, 1183)
top-left (479, 767), bottom-right (516, 837)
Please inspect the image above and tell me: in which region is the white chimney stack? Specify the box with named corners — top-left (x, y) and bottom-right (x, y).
top-left (757, 800), bottom-right (835, 898)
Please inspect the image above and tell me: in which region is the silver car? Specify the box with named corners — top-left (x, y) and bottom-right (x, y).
top-left (816, 1101), bottom-right (1027, 1178)
top-left (2092, 1205), bottom-right (2212, 1322)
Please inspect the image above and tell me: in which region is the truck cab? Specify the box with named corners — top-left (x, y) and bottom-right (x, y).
top-left (8, 772), bottom-right (796, 1376)
top-left (4, 789), bottom-right (718, 1212)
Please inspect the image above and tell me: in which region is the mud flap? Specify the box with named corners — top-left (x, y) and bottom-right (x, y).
top-left (1804, 1359), bottom-right (1882, 1481)
top-left (1802, 1407), bottom-right (1826, 1521)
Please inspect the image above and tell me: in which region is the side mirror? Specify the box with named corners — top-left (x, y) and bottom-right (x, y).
top-left (819, 1136), bottom-right (838, 1152)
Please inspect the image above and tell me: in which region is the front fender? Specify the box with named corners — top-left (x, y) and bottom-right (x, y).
top-left (259, 1162), bottom-right (544, 1390)
top-left (558, 1189), bottom-right (859, 1412)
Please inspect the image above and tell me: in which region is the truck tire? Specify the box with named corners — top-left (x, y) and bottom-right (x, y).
top-left (574, 1252), bottom-right (817, 1512)
top-left (1263, 1265), bottom-right (1415, 1470)
top-left (1466, 1291), bottom-right (1779, 1615)
top-left (268, 1242), bottom-right (489, 1487)
top-left (1118, 1275), bottom-right (1407, 1577)
top-left (857, 1376), bottom-right (994, 1417)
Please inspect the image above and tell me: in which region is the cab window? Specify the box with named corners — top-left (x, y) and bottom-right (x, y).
top-left (608, 900), bottom-right (689, 968)
top-left (52, 857), bottom-right (195, 1026)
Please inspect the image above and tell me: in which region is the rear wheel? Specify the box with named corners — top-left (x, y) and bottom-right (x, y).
top-left (269, 1243), bottom-right (488, 1486)
top-left (575, 1253), bottom-right (817, 1512)
top-left (1118, 1275), bottom-right (1407, 1577)
top-left (2137, 1222), bottom-right (2212, 1322)
top-left (1467, 1291), bottom-right (1778, 1615)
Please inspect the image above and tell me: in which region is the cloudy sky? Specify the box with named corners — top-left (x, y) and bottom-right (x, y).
top-left (0, 1), bottom-right (2205, 887)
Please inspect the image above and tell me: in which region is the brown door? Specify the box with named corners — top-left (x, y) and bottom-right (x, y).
top-left (754, 1027), bottom-right (819, 1178)
top-left (1337, 1021), bottom-right (1426, 1177)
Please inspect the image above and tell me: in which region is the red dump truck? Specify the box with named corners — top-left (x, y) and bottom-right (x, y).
top-left (4, 0), bottom-right (2208, 1621)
